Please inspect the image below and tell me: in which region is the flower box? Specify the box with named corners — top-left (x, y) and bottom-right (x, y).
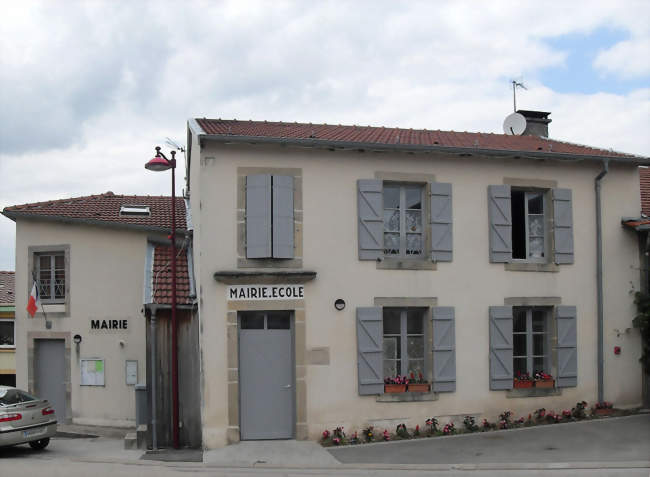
top-left (534, 379), bottom-right (555, 389)
top-left (384, 384), bottom-right (407, 393)
top-left (593, 408), bottom-right (614, 416)
top-left (513, 380), bottom-right (533, 389)
top-left (408, 383), bottom-right (430, 392)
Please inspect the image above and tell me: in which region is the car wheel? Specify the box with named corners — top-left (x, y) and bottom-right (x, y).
top-left (28, 438), bottom-right (50, 450)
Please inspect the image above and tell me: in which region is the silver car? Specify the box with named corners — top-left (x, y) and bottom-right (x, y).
top-left (0, 385), bottom-right (57, 450)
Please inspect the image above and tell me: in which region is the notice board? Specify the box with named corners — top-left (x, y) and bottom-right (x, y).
top-left (80, 358), bottom-right (105, 386)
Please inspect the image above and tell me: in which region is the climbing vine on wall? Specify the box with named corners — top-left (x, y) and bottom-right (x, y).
top-left (633, 291), bottom-right (650, 371)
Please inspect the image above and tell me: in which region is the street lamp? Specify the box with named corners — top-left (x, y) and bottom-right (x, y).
top-left (145, 146), bottom-right (179, 449)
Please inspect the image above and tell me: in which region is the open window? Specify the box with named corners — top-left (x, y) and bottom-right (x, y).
top-left (488, 185), bottom-right (573, 266)
top-left (511, 190), bottom-right (546, 261)
top-left (0, 319), bottom-right (14, 348)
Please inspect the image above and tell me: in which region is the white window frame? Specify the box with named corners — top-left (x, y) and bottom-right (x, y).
top-left (0, 319), bottom-right (15, 349)
top-left (382, 308), bottom-right (426, 379)
top-left (513, 306), bottom-right (552, 376)
top-left (35, 252), bottom-right (66, 303)
top-left (511, 189), bottom-right (548, 264)
top-left (383, 183), bottom-right (425, 259)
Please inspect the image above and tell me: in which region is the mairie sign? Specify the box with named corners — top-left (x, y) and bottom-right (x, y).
top-left (227, 284), bottom-right (304, 301)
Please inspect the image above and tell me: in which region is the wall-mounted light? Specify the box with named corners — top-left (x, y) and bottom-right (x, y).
top-left (334, 299), bottom-right (346, 311)
top-left (73, 334), bottom-right (82, 345)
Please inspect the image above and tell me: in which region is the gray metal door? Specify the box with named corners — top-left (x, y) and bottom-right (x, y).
top-left (34, 339), bottom-right (66, 418)
top-left (239, 311), bottom-right (294, 440)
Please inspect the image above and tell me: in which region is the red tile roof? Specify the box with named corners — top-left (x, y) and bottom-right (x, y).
top-left (151, 245), bottom-right (192, 305)
top-left (640, 167), bottom-right (650, 216)
top-left (195, 118), bottom-right (643, 160)
top-left (2, 192), bottom-right (186, 232)
top-left (0, 271), bottom-right (15, 305)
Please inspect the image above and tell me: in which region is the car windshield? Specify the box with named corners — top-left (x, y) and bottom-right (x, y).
top-left (0, 389), bottom-right (38, 406)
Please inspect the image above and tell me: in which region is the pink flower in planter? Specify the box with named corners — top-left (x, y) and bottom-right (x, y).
top-left (322, 430), bottom-right (330, 439)
top-left (383, 429), bottom-right (390, 441)
top-left (332, 437), bottom-right (340, 445)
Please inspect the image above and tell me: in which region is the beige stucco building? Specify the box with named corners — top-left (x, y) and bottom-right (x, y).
top-left (187, 114), bottom-right (648, 449)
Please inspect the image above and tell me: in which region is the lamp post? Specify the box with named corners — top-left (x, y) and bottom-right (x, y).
top-left (145, 146), bottom-right (179, 449)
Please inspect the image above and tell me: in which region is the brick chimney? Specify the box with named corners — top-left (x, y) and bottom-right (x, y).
top-left (517, 110), bottom-right (551, 138)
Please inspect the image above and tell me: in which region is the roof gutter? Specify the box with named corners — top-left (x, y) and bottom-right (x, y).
top-left (595, 159), bottom-right (609, 403)
top-left (195, 134), bottom-right (650, 166)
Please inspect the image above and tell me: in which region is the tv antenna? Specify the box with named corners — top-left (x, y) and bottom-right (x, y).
top-left (511, 80), bottom-right (527, 112)
top-left (165, 137), bottom-right (185, 153)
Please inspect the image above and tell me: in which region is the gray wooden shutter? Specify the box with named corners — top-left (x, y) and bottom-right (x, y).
top-left (429, 182), bottom-right (453, 262)
top-left (553, 188), bottom-right (574, 264)
top-left (488, 185), bottom-right (512, 263)
top-left (272, 175), bottom-right (294, 258)
top-left (356, 307), bottom-right (384, 395)
top-left (432, 306), bottom-right (456, 392)
top-left (556, 305), bottom-right (577, 387)
top-left (246, 174), bottom-right (272, 258)
top-left (357, 179), bottom-right (383, 260)
top-left (489, 305), bottom-right (513, 390)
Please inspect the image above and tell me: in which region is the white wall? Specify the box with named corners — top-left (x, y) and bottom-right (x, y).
top-left (192, 141), bottom-right (642, 447)
top-left (14, 221), bottom-right (153, 427)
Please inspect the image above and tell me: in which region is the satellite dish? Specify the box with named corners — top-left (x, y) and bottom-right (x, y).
top-left (503, 112), bottom-right (527, 135)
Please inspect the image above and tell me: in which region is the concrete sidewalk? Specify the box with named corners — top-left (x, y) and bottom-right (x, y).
top-left (328, 414), bottom-right (650, 466)
top-left (56, 423), bottom-right (134, 439)
top-left (204, 439), bottom-right (340, 467)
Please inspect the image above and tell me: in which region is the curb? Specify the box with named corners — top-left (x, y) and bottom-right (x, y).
top-left (70, 457), bottom-right (650, 471)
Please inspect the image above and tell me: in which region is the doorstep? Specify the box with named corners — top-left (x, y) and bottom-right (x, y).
top-left (204, 440), bottom-right (340, 467)
top-left (141, 448), bottom-right (203, 462)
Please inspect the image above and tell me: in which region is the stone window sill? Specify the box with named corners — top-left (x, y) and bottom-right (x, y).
top-left (506, 387), bottom-right (562, 398)
top-left (504, 262), bottom-right (559, 273)
top-left (377, 392), bottom-right (439, 402)
top-left (377, 258), bottom-right (437, 271)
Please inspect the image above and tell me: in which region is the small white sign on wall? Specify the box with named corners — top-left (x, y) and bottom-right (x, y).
top-left (80, 359), bottom-right (105, 386)
top-left (227, 284), bottom-right (304, 301)
top-left (125, 360), bottom-right (138, 385)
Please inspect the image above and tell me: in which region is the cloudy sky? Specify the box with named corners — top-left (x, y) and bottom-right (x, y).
top-left (1, 0), bottom-right (649, 270)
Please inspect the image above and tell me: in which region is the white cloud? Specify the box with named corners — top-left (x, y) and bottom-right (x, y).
top-left (594, 38), bottom-right (650, 79)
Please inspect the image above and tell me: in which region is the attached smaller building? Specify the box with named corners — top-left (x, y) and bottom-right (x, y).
top-left (2, 192), bottom-right (198, 437)
top-left (0, 271), bottom-right (16, 386)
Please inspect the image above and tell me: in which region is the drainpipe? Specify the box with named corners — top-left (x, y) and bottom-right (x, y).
top-left (595, 159), bottom-right (609, 403)
top-left (150, 306), bottom-right (158, 450)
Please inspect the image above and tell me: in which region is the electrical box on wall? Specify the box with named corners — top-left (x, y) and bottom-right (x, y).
top-left (125, 360), bottom-right (138, 385)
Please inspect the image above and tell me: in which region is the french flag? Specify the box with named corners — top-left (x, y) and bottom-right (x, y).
top-left (26, 282), bottom-right (40, 318)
